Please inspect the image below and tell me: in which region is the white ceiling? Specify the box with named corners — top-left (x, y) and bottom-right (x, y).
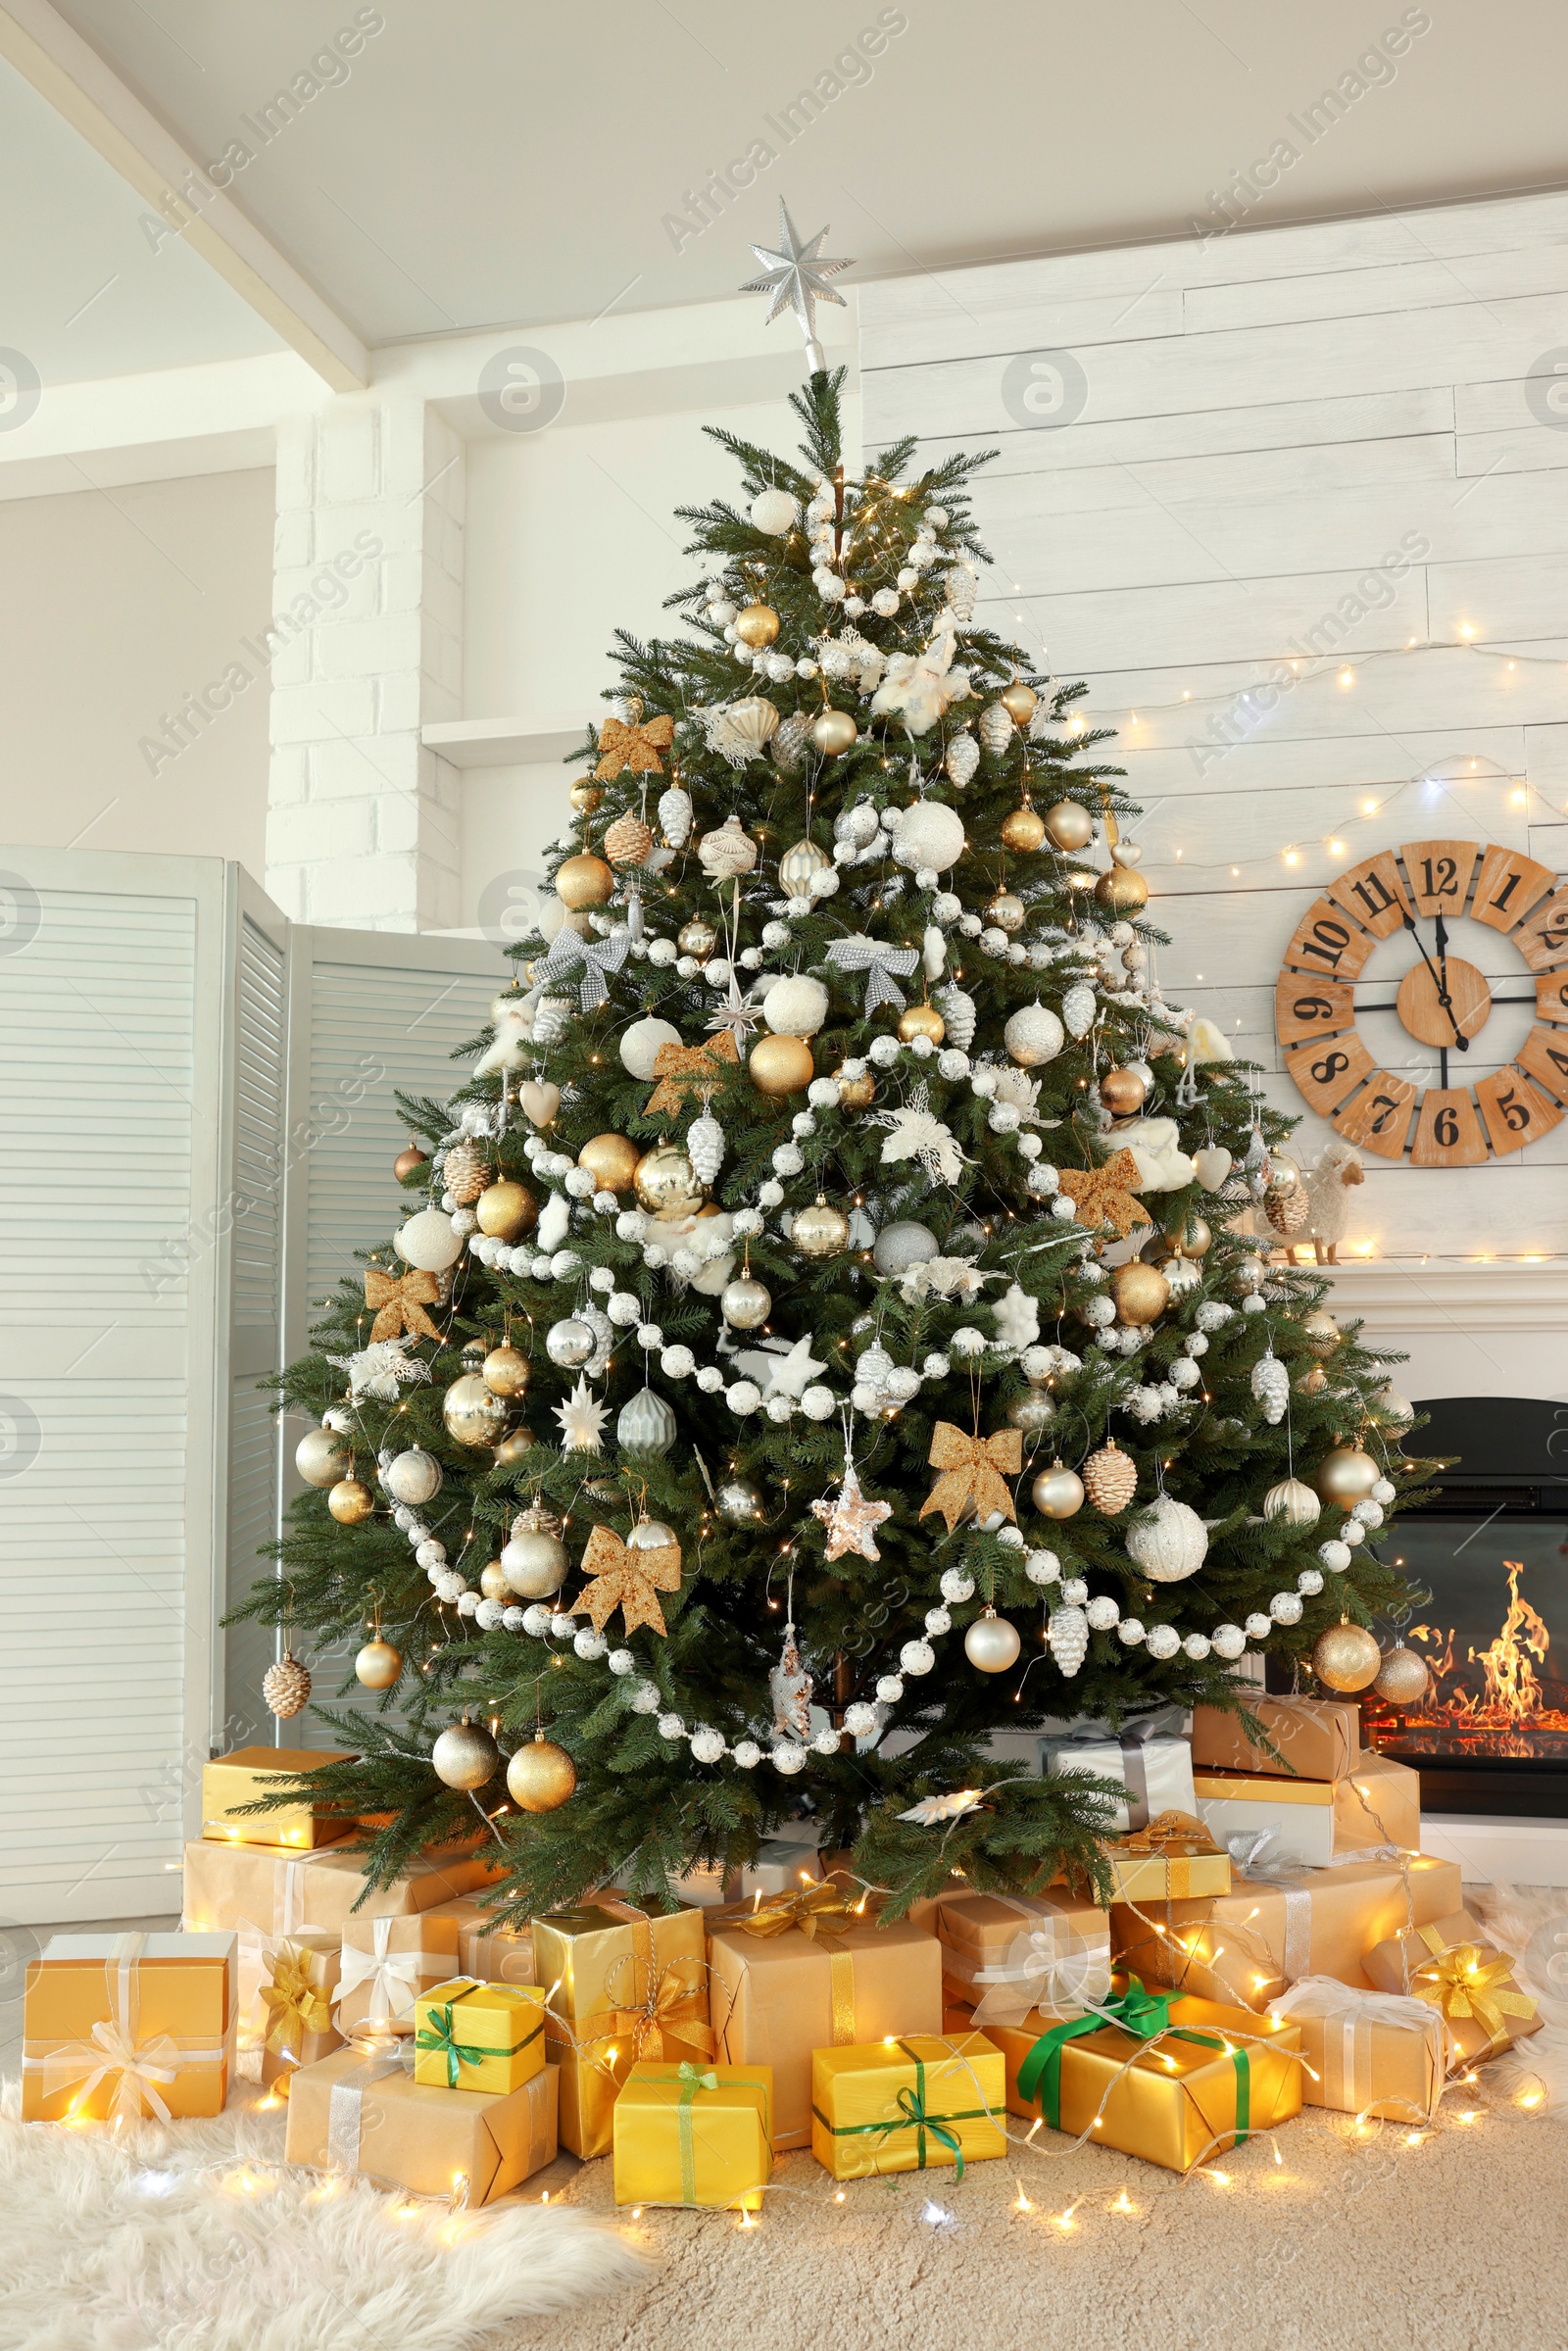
top-left (16, 0), bottom-right (1568, 381)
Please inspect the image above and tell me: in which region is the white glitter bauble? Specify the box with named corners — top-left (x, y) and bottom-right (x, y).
top-left (1270, 1592), bottom-right (1304, 1625)
top-left (763, 973), bottom-right (830, 1037)
top-left (619, 1016), bottom-right (682, 1080)
top-left (690, 1728), bottom-right (726, 1764)
top-left (1024, 1549), bottom-right (1061, 1586)
top-left (750, 487), bottom-right (799, 534)
top-left (1319, 1540), bottom-right (1351, 1572)
top-left (844, 1702), bottom-right (880, 1739)
top-left (1003, 1003), bottom-right (1064, 1067)
top-left (1211, 1623), bottom-right (1248, 1660)
top-left (1086, 1595), bottom-right (1122, 1632)
top-left (771, 1743), bottom-right (808, 1776)
top-left (941, 1567), bottom-right (977, 1602)
top-left (1145, 1623), bottom-right (1182, 1660)
top-left (384, 1448), bottom-right (442, 1506)
top-left (875, 1675), bottom-right (905, 1704)
top-left (395, 1207), bottom-right (463, 1273)
top-left (900, 1640), bottom-right (936, 1676)
top-left (1245, 1613), bottom-right (1274, 1641)
top-left (891, 801), bottom-right (965, 873)
top-left (1126, 1494), bottom-right (1208, 1584)
top-left (873, 1220), bottom-right (939, 1275)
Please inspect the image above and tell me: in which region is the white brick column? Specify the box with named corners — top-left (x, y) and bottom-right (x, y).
top-left (264, 394), bottom-right (464, 930)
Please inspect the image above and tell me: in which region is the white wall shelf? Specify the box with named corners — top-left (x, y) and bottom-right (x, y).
top-left (422, 715), bottom-right (588, 768)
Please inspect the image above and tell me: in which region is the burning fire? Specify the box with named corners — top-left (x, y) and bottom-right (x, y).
top-left (1400, 1562), bottom-right (1568, 1757)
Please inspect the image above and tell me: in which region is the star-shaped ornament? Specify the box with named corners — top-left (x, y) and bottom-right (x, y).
top-left (555, 1375), bottom-right (610, 1453)
top-left (740, 199), bottom-right (853, 370)
top-left (811, 1466), bottom-right (893, 1563)
top-left (1055, 1149), bottom-right (1152, 1242)
top-left (705, 969), bottom-right (763, 1048)
top-left (761, 1334), bottom-right (828, 1400)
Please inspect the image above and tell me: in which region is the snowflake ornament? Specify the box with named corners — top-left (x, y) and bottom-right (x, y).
top-left (555, 1375), bottom-right (611, 1452)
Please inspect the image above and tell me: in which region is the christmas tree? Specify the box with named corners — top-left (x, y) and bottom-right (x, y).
top-left (237, 212), bottom-right (1420, 1916)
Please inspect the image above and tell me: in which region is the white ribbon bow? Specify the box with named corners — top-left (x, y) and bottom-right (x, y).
top-left (969, 1928), bottom-right (1113, 2028)
top-left (826, 934), bottom-right (920, 1013)
top-left (336, 1916), bottom-right (432, 2025)
top-left (534, 924), bottom-right (630, 1008)
top-left (36, 2017), bottom-right (185, 2126)
top-left (1269, 1974), bottom-right (1446, 2116)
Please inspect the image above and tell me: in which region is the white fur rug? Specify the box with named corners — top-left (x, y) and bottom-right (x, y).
top-left (0, 2081), bottom-right (649, 2351)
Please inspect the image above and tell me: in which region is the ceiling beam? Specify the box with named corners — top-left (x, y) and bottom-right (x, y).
top-left (0, 0), bottom-right (368, 390)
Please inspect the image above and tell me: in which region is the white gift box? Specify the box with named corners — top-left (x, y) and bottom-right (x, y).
top-left (1041, 1708), bottom-right (1196, 1835)
top-left (1192, 1771), bottom-right (1338, 1867)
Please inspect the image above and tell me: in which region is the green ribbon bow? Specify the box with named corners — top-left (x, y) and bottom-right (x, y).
top-left (1015, 1976), bottom-right (1250, 2144)
top-left (676, 2061), bottom-right (718, 2205)
top-left (416, 2002), bottom-right (542, 2090)
top-left (811, 2041), bottom-right (990, 2182)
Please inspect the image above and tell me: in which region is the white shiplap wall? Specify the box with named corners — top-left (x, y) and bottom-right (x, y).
top-left (860, 188), bottom-right (1568, 1263)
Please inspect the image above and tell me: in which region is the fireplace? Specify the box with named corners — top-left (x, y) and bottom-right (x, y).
top-left (1361, 1396), bottom-right (1568, 1819)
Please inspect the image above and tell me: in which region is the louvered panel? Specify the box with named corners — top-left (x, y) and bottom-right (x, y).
top-left (230, 916), bottom-right (287, 1328)
top-left (224, 1371), bottom-right (280, 1745)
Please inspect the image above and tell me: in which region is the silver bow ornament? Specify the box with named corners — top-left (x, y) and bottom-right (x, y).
top-left (534, 924), bottom-right (631, 1009)
top-left (826, 934), bottom-right (920, 1013)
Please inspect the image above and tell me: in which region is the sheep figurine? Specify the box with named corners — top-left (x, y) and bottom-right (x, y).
top-left (1299, 1140), bottom-right (1365, 1264)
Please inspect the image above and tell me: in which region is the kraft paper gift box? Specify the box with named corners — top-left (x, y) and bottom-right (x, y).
top-left (1267, 1978), bottom-right (1446, 2121)
top-left (709, 1898), bottom-right (943, 2153)
top-left (613, 2062), bottom-right (773, 2211)
top-left (931, 1891), bottom-right (1111, 2024)
top-left (1333, 1751), bottom-right (1421, 1853)
top-left (258, 1930), bottom-right (342, 2091)
top-left (1193, 1770), bottom-right (1339, 1868)
top-left (436, 1897), bottom-right (536, 1986)
top-left (23, 1931), bottom-right (237, 2123)
top-left (1363, 1908), bottom-right (1542, 2067)
top-left (1104, 1813), bottom-right (1232, 1904)
top-left (811, 2033), bottom-right (1006, 2182)
top-left (181, 1836), bottom-right (497, 2042)
top-left (414, 1977), bottom-right (548, 2093)
top-left (284, 2039), bottom-right (557, 2202)
top-left (531, 1895), bottom-right (710, 2158)
top-left (1015, 1981), bottom-right (1303, 2173)
top-left (1191, 1696), bottom-right (1360, 1784)
top-left (336, 1912), bottom-right (461, 2036)
top-left (202, 1745), bottom-right (359, 1850)
top-left (1042, 1707), bottom-right (1196, 1834)
top-left (1111, 1851), bottom-right (1465, 2013)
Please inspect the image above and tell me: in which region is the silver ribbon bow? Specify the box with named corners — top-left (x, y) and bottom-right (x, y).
top-left (969, 1928), bottom-right (1113, 2029)
top-left (534, 923), bottom-right (630, 1009)
top-left (826, 934), bottom-right (920, 1013)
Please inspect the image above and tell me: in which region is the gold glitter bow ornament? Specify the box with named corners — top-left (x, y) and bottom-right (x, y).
top-left (643, 1028), bottom-right (740, 1119)
top-left (566, 1523), bottom-right (683, 1639)
top-left (364, 1264), bottom-right (443, 1344)
top-left (1055, 1150), bottom-right (1152, 1241)
top-left (1115, 1809), bottom-right (1220, 1859)
top-left (919, 1423), bottom-right (1022, 1533)
top-left (710, 1882), bottom-right (860, 1942)
top-left (595, 711), bottom-right (675, 780)
top-left (259, 1946), bottom-right (336, 2060)
top-left (607, 1954), bottom-right (716, 2062)
top-left (1409, 1928), bottom-right (1537, 2054)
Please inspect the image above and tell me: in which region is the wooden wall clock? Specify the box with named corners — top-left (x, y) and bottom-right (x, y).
top-left (1274, 839), bottom-right (1568, 1163)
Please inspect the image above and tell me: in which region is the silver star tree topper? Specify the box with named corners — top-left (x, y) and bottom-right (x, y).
top-left (740, 199), bottom-right (853, 373)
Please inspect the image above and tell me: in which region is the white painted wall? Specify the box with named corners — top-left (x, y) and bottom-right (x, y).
top-left (859, 188), bottom-right (1568, 1267)
top-left (0, 466), bottom-right (274, 868)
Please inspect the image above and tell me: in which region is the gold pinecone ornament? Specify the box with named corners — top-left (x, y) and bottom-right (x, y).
top-left (262, 1649), bottom-right (312, 1720)
top-left (442, 1140), bottom-right (490, 1205)
top-left (1082, 1440), bottom-right (1138, 1514)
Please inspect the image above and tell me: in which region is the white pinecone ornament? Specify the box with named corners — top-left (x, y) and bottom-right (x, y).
top-left (1047, 1605), bottom-right (1089, 1677)
top-left (262, 1650), bottom-right (312, 1719)
top-left (945, 732), bottom-right (979, 788)
top-left (1251, 1348), bottom-right (1290, 1425)
top-left (1061, 982), bottom-right (1098, 1039)
top-left (658, 784), bottom-right (693, 849)
top-left (979, 702), bottom-right (1015, 756)
top-left (442, 1139), bottom-right (490, 1205)
top-left (945, 563), bottom-right (979, 621)
top-left (686, 1112), bottom-right (725, 1185)
top-left (935, 984), bottom-right (977, 1051)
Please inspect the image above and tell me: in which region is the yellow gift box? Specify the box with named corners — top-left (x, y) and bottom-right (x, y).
top-left (23, 1932), bottom-right (237, 2123)
top-left (201, 1746), bottom-right (358, 1849)
top-left (413, 1978), bottom-right (548, 2094)
top-left (533, 1896), bottom-right (711, 2157)
top-left (612, 2062), bottom-right (773, 2211)
top-left (285, 2040), bottom-right (557, 2202)
top-left (1104, 1812), bottom-right (1231, 1904)
top-left (811, 2033), bottom-right (1006, 2182)
top-left (258, 1931), bottom-right (342, 2092)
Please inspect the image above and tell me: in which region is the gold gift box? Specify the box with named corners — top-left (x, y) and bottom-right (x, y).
top-left (1031, 1987), bottom-right (1303, 2173)
top-left (1105, 1819), bottom-right (1231, 1904)
top-left (414, 1977), bottom-right (548, 2094)
top-left (533, 1897), bottom-right (710, 2158)
top-left (954, 2006), bottom-right (1108, 2120)
top-left (811, 2033), bottom-right (1006, 2182)
top-left (1192, 1696), bottom-right (1360, 1783)
top-left (709, 1916), bottom-right (942, 2152)
top-left (337, 1913), bottom-right (461, 2037)
top-left (1363, 1907), bottom-right (1542, 2068)
top-left (612, 2062), bottom-right (773, 2211)
top-left (258, 1930), bottom-right (341, 2092)
top-left (23, 1932), bottom-right (237, 2123)
top-left (201, 1746), bottom-right (358, 1850)
top-left (284, 2041), bottom-right (557, 2202)
top-left (1112, 1851), bottom-right (1464, 2013)
top-left (1333, 1751), bottom-right (1421, 1853)
top-left (1267, 1982), bottom-right (1445, 2121)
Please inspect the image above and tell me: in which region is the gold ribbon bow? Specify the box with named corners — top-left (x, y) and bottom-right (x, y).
top-left (608, 1956), bottom-right (717, 2062)
top-left (259, 1946), bottom-right (335, 2058)
top-left (1115, 1809), bottom-right (1222, 1860)
top-left (1410, 1928), bottom-right (1537, 2051)
top-left (710, 1882), bottom-right (860, 1942)
top-left (364, 1263), bottom-right (443, 1344)
top-left (595, 711), bottom-right (675, 780)
top-left (566, 1523), bottom-right (683, 1638)
top-left (919, 1423), bottom-right (1022, 1533)
top-left (1055, 1150), bottom-right (1152, 1241)
top-left (643, 1028), bottom-right (740, 1120)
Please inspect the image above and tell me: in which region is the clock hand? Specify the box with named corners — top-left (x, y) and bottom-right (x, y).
top-left (1430, 908), bottom-right (1473, 1052)
top-left (1399, 910), bottom-right (1469, 1052)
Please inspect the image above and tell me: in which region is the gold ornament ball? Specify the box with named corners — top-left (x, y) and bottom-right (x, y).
top-left (1100, 1065), bottom-right (1148, 1116)
top-left (476, 1180), bottom-right (538, 1241)
top-left (578, 1132), bottom-right (641, 1193)
top-left (1033, 1460), bottom-right (1086, 1519)
top-left (964, 1609), bottom-right (1022, 1673)
top-left (983, 891), bottom-right (1026, 934)
top-left (393, 1144), bottom-right (429, 1183)
top-left (604, 812), bottom-right (655, 867)
top-left (1171, 1216), bottom-right (1211, 1259)
top-left (810, 708), bottom-right (858, 757)
top-left (1001, 805), bottom-right (1047, 853)
top-left (431, 1715), bottom-right (500, 1790)
top-left (721, 1273), bottom-right (773, 1330)
top-left (1374, 1645), bottom-right (1431, 1706)
top-left (554, 853), bottom-right (614, 909)
top-left (479, 1560), bottom-right (513, 1601)
top-left (507, 1731), bottom-right (577, 1814)
top-left (295, 1424), bottom-right (350, 1489)
top-left (1045, 800), bottom-right (1094, 852)
top-left (898, 1001), bottom-right (946, 1046)
top-left (493, 1430), bottom-right (536, 1468)
top-left (1312, 1621), bottom-right (1384, 1693)
top-left (568, 779), bottom-right (604, 814)
top-left (443, 1373), bottom-right (510, 1448)
top-left (750, 1033), bottom-right (814, 1098)
top-left (1316, 1446), bottom-right (1381, 1506)
top-left (1095, 866), bottom-right (1150, 913)
top-left (1298, 1364), bottom-right (1329, 1396)
top-left (1269, 1152), bottom-right (1301, 1195)
top-left (1264, 1476), bottom-right (1320, 1527)
top-left (328, 1477), bottom-right (374, 1526)
top-left (678, 917), bottom-right (718, 961)
top-left (482, 1344), bottom-right (531, 1398)
top-left (634, 1145), bottom-right (706, 1216)
top-left (354, 1638), bottom-right (402, 1690)
top-left (835, 1065), bottom-right (876, 1109)
top-left (734, 601), bottom-right (781, 648)
top-left (1112, 1261), bottom-right (1170, 1327)
top-left (999, 681), bottom-right (1039, 726)
top-left (1009, 1390), bottom-right (1055, 1434)
top-left (793, 1197), bottom-right (851, 1259)
top-left (778, 837), bottom-right (832, 896)
top-left (1301, 1308), bottom-right (1341, 1356)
